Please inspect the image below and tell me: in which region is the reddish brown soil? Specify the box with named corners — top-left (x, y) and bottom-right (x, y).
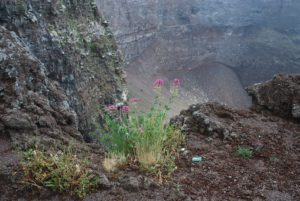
top-left (91, 104), bottom-right (300, 201)
top-left (90, 107), bottom-right (300, 201)
top-left (1, 109), bottom-right (299, 201)
top-left (174, 128), bottom-right (300, 200)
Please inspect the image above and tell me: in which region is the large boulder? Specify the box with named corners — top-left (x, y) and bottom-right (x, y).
top-left (247, 74), bottom-right (300, 120)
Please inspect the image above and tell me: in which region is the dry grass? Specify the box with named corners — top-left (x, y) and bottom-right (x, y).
top-left (21, 149), bottom-right (100, 198)
top-left (135, 144), bottom-right (162, 167)
top-left (102, 153), bottom-right (127, 172)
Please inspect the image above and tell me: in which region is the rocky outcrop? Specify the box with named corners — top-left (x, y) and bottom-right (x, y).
top-left (170, 102), bottom-right (250, 139)
top-left (247, 74), bottom-right (300, 120)
top-left (0, 26), bottom-right (81, 148)
top-left (171, 74), bottom-right (300, 138)
top-left (0, 0), bottom-right (126, 149)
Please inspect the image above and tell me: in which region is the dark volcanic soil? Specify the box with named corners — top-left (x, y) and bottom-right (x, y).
top-left (88, 103), bottom-right (300, 201)
top-left (171, 106), bottom-right (300, 201)
top-left (92, 104), bottom-right (300, 201)
top-left (2, 104), bottom-right (299, 201)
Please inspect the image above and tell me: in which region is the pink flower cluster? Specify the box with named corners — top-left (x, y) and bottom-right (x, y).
top-left (107, 105), bottom-right (117, 111)
top-left (129, 97), bottom-right (140, 103)
top-left (172, 79), bottom-right (180, 88)
top-left (106, 79), bottom-right (180, 114)
top-left (153, 78), bottom-right (181, 88)
top-left (122, 105), bottom-right (129, 113)
top-left (153, 79), bottom-right (164, 88)
top-left (106, 104), bottom-right (129, 113)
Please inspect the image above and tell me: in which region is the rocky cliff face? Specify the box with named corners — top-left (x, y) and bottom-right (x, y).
top-left (97, 0), bottom-right (300, 108)
top-left (0, 0), bottom-right (126, 149)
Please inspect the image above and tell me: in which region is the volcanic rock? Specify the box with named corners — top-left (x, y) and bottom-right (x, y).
top-left (0, 1), bottom-right (126, 149)
top-left (247, 74), bottom-right (300, 120)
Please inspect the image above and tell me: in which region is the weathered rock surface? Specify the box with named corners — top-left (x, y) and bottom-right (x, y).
top-left (0, 26), bottom-right (81, 148)
top-left (0, 0), bottom-right (126, 148)
top-left (247, 74), bottom-right (300, 120)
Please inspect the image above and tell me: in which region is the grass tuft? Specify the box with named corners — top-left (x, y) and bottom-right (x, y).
top-left (237, 146), bottom-right (253, 159)
top-left (99, 79), bottom-right (185, 178)
top-left (102, 153), bottom-right (127, 172)
top-left (21, 148), bottom-right (100, 198)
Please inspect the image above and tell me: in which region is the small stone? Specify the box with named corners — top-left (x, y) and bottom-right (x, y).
top-left (205, 137), bottom-right (213, 143)
top-left (207, 127), bottom-right (213, 132)
top-left (292, 104), bottom-right (300, 118)
top-left (230, 132), bottom-right (238, 138)
top-left (183, 150), bottom-right (189, 155)
top-left (204, 118), bottom-right (210, 125)
top-left (121, 176), bottom-right (140, 192)
top-left (99, 174), bottom-right (111, 189)
top-left (225, 144), bottom-right (232, 150)
top-left (2, 112), bottom-right (33, 130)
top-left (223, 130), bottom-right (230, 138)
top-left (102, 20), bottom-right (109, 27)
top-left (142, 177), bottom-right (159, 189)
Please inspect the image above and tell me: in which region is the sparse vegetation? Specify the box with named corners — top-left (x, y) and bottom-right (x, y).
top-left (21, 148), bottom-right (100, 198)
top-left (237, 146), bottom-right (253, 159)
top-left (100, 79), bottom-right (185, 177)
top-left (103, 153), bottom-right (127, 172)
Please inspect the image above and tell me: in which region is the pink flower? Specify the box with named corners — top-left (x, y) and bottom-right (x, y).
top-left (122, 105), bottom-right (129, 113)
top-left (153, 79), bottom-right (164, 88)
top-left (107, 105), bottom-right (117, 112)
top-left (172, 79), bottom-right (180, 88)
top-left (170, 79), bottom-right (181, 97)
top-left (129, 97), bottom-right (140, 103)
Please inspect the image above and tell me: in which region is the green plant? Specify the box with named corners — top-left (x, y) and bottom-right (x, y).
top-left (16, 0), bottom-right (26, 15)
top-left (21, 148), bottom-right (100, 198)
top-left (100, 79), bottom-right (184, 177)
top-left (237, 146), bottom-right (253, 159)
top-left (269, 155), bottom-right (279, 162)
top-left (174, 182), bottom-right (182, 193)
